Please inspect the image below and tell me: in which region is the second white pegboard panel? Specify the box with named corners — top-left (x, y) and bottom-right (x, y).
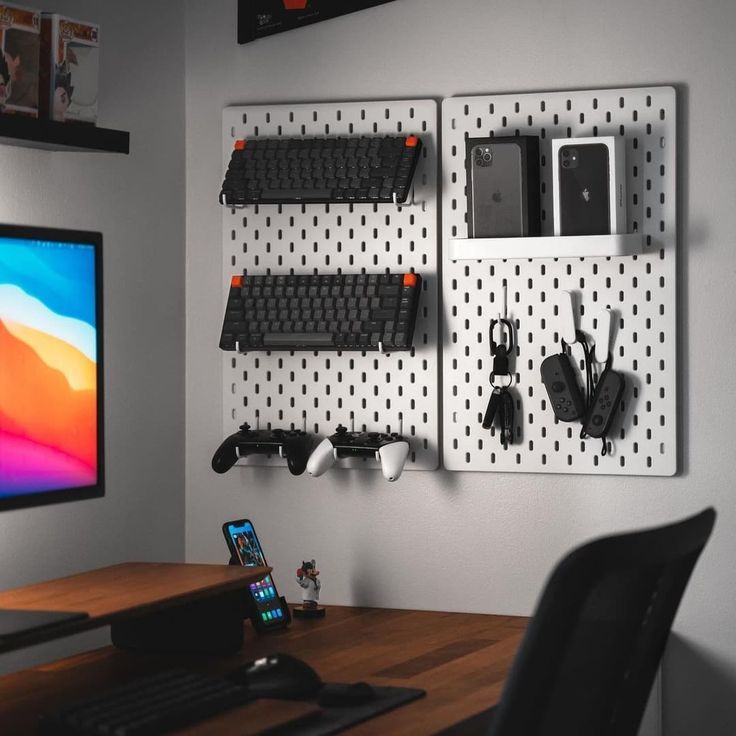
top-left (441, 87), bottom-right (677, 476)
top-left (221, 99), bottom-right (439, 472)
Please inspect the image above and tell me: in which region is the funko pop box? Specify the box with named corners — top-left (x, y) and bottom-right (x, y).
top-left (0, 3), bottom-right (40, 117)
top-left (39, 13), bottom-right (99, 124)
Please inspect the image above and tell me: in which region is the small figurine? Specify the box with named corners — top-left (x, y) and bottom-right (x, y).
top-left (53, 61), bottom-right (75, 122)
top-left (293, 559), bottom-right (325, 618)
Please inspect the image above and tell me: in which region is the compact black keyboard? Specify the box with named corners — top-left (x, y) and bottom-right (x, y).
top-left (219, 134), bottom-right (423, 205)
top-left (219, 272), bottom-right (423, 352)
top-left (40, 669), bottom-right (253, 736)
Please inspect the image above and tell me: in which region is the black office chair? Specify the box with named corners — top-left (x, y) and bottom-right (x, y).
top-left (441, 508), bottom-right (716, 736)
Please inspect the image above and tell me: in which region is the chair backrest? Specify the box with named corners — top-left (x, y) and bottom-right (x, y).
top-left (488, 508), bottom-right (716, 736)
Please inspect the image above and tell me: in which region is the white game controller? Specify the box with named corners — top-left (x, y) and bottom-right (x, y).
top-left (306, 425), bottom-right (410, 482)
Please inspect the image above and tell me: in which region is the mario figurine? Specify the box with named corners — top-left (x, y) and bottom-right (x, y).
top-left (293, 559), bottom-right (325, 618)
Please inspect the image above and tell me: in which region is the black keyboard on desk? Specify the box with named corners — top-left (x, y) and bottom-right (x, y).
top-left (219, 272), bottom-right (423, 352)
top-left (40, 669), bottom-right (253, 736)
top-left (219, 134), bottom-right (423, 205)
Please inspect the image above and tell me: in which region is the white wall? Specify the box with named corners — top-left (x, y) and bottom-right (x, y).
top-left (184, 1), bottom-right (736, 734)
top-left (0, 0), bottom-right (186, 674)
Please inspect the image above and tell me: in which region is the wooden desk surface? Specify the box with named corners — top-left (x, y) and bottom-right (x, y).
top-left (0, 563), bottom-right (271, 654)
top-left (0, 605), bottom-right (528, 735)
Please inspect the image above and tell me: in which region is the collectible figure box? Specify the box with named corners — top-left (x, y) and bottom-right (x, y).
top-left (238, 0), bottom-right (396, 44)
top-left (0, 3), bottom-right (40, 117)
top-left (40, 13), bottom-right (99, 123)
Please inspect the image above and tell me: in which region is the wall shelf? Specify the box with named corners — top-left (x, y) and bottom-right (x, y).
top-left (448, 233), bottom-right (643, 261)
top-left (0, 116), bottom-right (129, 154)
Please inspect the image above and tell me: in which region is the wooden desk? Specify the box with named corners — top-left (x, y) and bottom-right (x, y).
top-left (0, 605), bottom-right (528, 734)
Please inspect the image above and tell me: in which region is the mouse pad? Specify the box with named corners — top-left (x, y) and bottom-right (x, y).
top-left (272, 685), bottom-right (426, 735)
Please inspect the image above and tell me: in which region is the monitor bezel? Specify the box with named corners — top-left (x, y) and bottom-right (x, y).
top-left (0, 223), bottom-right (104, 512)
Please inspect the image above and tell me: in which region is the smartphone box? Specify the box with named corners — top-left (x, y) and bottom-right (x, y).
top-left (0, 3), bottom-right (40, 117)
top-left (465, 136), bottom-right (541, 238)
top-left (39, 13), bottom-right (99, 124)
top-left (552, 136), bottom-right (627, 236)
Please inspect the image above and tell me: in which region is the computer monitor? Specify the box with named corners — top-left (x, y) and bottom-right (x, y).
top-left (0, 224), bottom-right (103, 511)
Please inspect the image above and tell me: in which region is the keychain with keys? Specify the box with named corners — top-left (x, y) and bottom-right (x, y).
top-left (482, 317), bottom-right (516, 448)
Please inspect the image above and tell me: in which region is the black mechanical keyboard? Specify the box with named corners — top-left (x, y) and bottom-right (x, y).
top-left (40, 669), bottom-right (253, 736)
top-left (219, 134), bottom-right (423, 205)
top-left (219, 272), bottom-right (423, 352)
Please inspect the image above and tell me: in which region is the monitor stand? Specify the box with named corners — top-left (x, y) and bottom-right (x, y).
top-left (0, 562), bottom-right (269, 655)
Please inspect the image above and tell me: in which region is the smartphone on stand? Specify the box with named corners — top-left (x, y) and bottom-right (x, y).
top-left (222, 518), bottom-right (288, 632)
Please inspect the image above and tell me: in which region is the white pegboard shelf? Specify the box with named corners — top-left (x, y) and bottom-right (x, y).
top-left (448, 233), bottom-right (643, 261)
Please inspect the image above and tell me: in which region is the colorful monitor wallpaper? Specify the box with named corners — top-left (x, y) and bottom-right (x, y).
top-left (0, 235), bottom-right (100, 502)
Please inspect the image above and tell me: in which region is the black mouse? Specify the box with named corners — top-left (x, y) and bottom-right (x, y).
top-left (228, 653), bottom-right (323, 699)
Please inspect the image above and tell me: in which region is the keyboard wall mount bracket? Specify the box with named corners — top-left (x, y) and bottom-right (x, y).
top-left (223, 185), bottom-right (422, 210)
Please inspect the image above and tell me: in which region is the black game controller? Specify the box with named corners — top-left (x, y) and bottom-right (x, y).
top-left (212, 423), bottom-right (313, 476)
top-left (582, 368), bottom-right (625, 438)
top-left (540, 353), bottom-right (586, 422)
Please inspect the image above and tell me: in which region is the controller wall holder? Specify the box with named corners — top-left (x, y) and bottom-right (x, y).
top-left (441, 86), bottom-right (677, 476)
top-left (221, 100), bottom-right (440, 473)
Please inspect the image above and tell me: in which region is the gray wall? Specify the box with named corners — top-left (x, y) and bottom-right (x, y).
top-left (0, 0), bottom-right (185, 674)
top-left (173, 1), bottom-right (734, 734)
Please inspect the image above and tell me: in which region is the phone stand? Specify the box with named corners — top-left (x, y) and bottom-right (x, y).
top-left (293, 604), bottom-right (326, 619)
top-left (228, 556), bottom-right (292, 632)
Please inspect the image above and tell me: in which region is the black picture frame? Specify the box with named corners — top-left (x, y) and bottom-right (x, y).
top-left (0, 223), bottom-right (104, 512)
top-left (237, 0), bottom-right (397, 44)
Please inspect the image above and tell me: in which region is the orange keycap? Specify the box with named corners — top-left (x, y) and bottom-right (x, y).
top-left (231, 275), bottom-right (243, 288)
top-left (405, 135), bottom-right (419, 147)
top-left (234, 139), bottom-right (247, 150)
top-left (403, 273), bottom-right (418, 287)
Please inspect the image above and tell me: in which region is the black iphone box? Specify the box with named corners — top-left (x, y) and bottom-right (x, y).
top-left (552, 136), bottom-right (627, 236)
top-left (465, 136), bottom-right (541, 238)
top-left (238, 0), bottom-right (397, 44)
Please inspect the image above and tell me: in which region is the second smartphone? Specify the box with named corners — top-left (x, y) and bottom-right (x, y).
top-left (466, 136), bottom-right (540, 238)
top-left (223, 518), bottom-right (288, 632)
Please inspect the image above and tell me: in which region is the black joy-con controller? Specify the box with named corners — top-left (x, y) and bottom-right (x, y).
top-left (540, 354), bottom-right (586, 421)
top-left (582, 369), bottom-right (625, 438)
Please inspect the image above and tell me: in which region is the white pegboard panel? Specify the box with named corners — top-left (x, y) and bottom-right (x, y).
top-left (222, 99), bottom-right (439, 472)
top-left (442, 86), bottom-right (677, 476)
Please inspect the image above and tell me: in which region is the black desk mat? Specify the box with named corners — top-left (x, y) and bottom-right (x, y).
top-left (271, 684), bottom-right (426, 735)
